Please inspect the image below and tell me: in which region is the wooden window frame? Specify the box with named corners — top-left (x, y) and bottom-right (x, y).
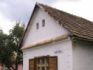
top-left (29, 56), bottom-right (58, 70)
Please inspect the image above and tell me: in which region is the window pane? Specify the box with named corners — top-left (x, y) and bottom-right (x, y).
top-left (40, 59), bottom-right (42, 64)
top-left (42, 58), bottom-right (45, 64)
top-left (44, 58), bottom-right (48, 64)
top-left (38, 67), bottom-right (40, 70)
top-left (45, 67), bottom-right (48, 70)
top-left (42, 67), bottom-right (45, 70)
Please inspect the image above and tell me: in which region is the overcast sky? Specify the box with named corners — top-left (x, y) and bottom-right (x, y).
top-left (0, 0), bottom-right (93, 34)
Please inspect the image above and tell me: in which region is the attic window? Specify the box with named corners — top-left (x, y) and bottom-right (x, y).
top-left (36, 23), bottom-right (39, 29)
top-left (42, 19), bottom-right (45, 27)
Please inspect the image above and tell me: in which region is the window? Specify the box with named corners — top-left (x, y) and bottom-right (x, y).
top-left (36, 57), bottom-right (48, 70)
top-left (36, 23), bottom-right (39, 29)
top-left (42, 19), bottom-right (45, 27)
top-left (29, 56), bottom-right (57, 70)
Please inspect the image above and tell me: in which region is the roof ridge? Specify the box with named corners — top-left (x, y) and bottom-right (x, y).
top-left (39, 3), bottom-right (93, 24)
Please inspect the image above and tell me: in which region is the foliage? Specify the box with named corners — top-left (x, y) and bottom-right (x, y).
top-left (0, 23), bottom-right (24, 70)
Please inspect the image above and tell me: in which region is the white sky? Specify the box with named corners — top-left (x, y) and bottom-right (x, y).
top-left (51, 0), bottom-right (93, 21)
top-left (0, 0), bottom-right (93, 34)
top-left (0, 12), bottom-right (15, 34)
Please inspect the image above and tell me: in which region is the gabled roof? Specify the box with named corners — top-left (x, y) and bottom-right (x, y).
top-left (20, 3), bottom-right (93, 48)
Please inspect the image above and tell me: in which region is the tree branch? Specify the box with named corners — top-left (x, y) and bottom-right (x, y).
top-left (10, 65), bottom-right (16, 70)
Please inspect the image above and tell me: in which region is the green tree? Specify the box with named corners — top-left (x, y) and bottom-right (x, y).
top-left (0, 23), bottom-right (24, 70)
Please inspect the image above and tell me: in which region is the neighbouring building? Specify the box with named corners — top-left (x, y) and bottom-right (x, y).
top-left (21, 3), bottom-right (93, 70)
top-left (0, 64), bottom-right (3, 70)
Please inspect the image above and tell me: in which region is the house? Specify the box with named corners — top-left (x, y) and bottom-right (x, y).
top-left (2, 63), bottom-right (23, 70)
top-left (21, 3), bottom-right (93, 70)
top-left (0, 64), bottom-right (3, 70)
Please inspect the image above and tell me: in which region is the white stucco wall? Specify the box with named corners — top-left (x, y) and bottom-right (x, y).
top-left (73, 41), bottom-right (93, 70)
top-left (23, 38), bottom-right (72, 70)
top-left (22, 7), bottom-right (68, 48)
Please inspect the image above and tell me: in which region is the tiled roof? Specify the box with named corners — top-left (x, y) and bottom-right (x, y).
top-left (38, 4), bottom-right (93, 41)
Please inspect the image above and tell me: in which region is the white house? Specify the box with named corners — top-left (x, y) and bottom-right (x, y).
top-left (21, 3), bottom-right (93, 70)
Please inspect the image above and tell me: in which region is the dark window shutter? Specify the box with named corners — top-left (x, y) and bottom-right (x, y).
top-left (29, 59), bottom-right (35, 70)
top-left (48, 56), bottom-right (57, 70)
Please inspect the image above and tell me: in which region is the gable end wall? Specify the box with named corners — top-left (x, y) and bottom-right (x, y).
top-left (22, 7), bottom-right (68, 49)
